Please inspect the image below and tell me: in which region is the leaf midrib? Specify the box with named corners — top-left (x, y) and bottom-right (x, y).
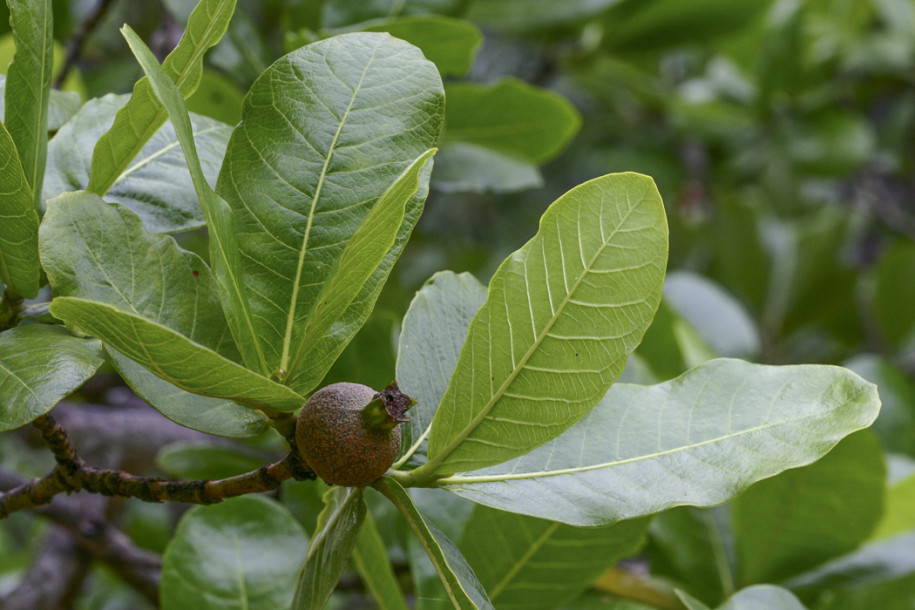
top-left (427, 196), bottom-right (641, 472)
top-left (438, 388), bottom-right (869, 484)
top-left (279, 48), bottom-right (378, 374)
top-left (488, 521), bottom-right (560, 600)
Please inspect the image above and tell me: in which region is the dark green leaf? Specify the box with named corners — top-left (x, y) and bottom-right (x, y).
top-left (4, 0), bottom-right (52, 212)
top-left (360, 16), bottom-right (482, 76)
top-left (733, 431), bottom-right (886, 585)
top-left (844, 354), bottom-right (915, 455)
top-left (0, 120), bottom-right (39, 298)
top-left (161, 496), bottom-right (308, 610)
top-left (155, 441), bottom-right (267, 480)
top-left (215, 32), bottom-right (443, 391)
top-left (436, 359), bottom-right (880, 526)
top-left (0, 73), bottom-right (80, 131)
top-left (353, 509), bottom-right (410, 610)
top-left (419, 173), bottom-right (668, 477)
top-left (88, 0), bottom-right (235, 196)
top-left (0, 325), bottom-right (103, 432)
top-left (459, 507), bottom-right (649, 609)
top-left (292, 486), bottom-right (367, 610)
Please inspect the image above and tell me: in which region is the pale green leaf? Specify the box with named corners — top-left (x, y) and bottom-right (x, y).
top-left (376, 477), bottom-right (493, 610)
top-left (161, 496), bottom-right (308, 610)
top-left (436, 359), bottom-right (880, 526)
top-left (0, 325), bottom-right (103, 432)
top-left (360, 16), bottom-right (482, 76)
top-left (39, 191), bottom-right (302, 411)
top-left (0, 73), bottom-right (80, 131)
top-left (432, 142), bottom-right (542, 194)
top-left (420, 172), bottom-right (668, 476)
top-left (120, 24), bottom-right (264, 372)
top-left (88, 0), bottom-right (235, 196)
top-left (284, 148), bottom-right (436, 393)
top-left (215, 32), bottom-right (443, 388)
top-left (353, 509), bottom-right (410, 610)
top-left (442, 79), bottom-right (580, 165)
top-left (0, 121), bottom-right (39, 299)
top-left (871, 472), bottom-right (915, 541)
top-left (43, 94), bottom-right (231, 233)
top-left (4, 0), bottom-right (52, 212)
top-left (292, 486), bottom-right (366, 610)
top-left (396, 271), bottom-right (487, 463)
top-left (733, 430), bottom-right (886, 585)
top-left (715, 585), bottom-right (808, 610)
top-left (108, 347), bottom-right (269, 438)
top-left (459, 507), bottom-right (649, 609)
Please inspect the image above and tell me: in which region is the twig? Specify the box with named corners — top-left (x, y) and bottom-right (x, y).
top-left (54, 0), bottom-right (118, 89)
top-left (0, 413), bottom-right (314, 519)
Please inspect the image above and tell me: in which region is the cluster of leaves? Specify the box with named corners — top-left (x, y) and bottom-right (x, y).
top-left (0, 0), bottom-right (906, 609)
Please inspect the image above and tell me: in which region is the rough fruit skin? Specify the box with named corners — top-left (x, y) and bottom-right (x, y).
top-left (295, 382), bottom-right (402, 487)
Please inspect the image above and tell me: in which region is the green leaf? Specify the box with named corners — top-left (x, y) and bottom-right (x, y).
top-left (283, 148), bottom-right (437, 393)
top-left (649, 507), bottom-right (736, 606)
top-left (119, 23), bottom-right (264, 374)
top-left (4, 0), bottom-right (52, 212)
top-left (353, 509), bottom-right (410, 610)
top-left (459, 506), bottom-right (649, 609)
top-left (435, 359), bottom-right (880, 526)
top-left (155, 441), bottom-right (267, 480)
top-left (732, 430), bottom-right (886, 585)
top-left (321, 0), bottom-right (471, 28)
top-left (442, 79), bottom-right (580, 165)
top-left (871, 472), bottom-right (915, 541)
top-left (39, 191), bottom-right (302, 412)
top-left (161, 496), bottom-right (308, 610)
top-left (292, 486), bottom-right (367, 610)
top-left (874, 241), bottom-right (915, 350)
top-left (0, 325), bottom-right (103, 432)
top-left (0, 73), bottom-right (80, 131)
top-left (715, 585), bottom-right (808, 610)
top-left (106, 347), bottom-right (270, 438)
top-left (845, 354), bottom-right (915, 455)
top-left (0, 121), bottom-right (39, 299)
top-left (432, 142), bottom-right (542, 194)
top-left (87, 0), bottom-right (235, 196)
top-left (215, 32), bottom-right (444, 389)
top-left (43, 94), bottom-right (232, 233)
top-left (468, 0), bottom-right (622, 31)
top-left (396, 271), bottom-right (487, 463)
top-left (375, 477), bottom-right (494, 610)
top-left (360, 16), bottom-right (482, 76)
top-left (419, 172), bottom-right (668, 477)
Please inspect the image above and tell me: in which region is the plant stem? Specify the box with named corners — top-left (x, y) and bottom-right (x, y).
top-left (0, 413), bottom-right (315, 519)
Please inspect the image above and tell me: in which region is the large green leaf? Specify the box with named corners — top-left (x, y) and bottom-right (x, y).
top-left (0, 74), bottom-right (81, 131)
top-left (161, 496), bottom-right (308, 610)
top-left (376, 477), bottom-right (493, 610)
top-left (87, 0), bottom-right (235, 196)
top-left (0, 121), bottom-right (39, 299)
top-left (435, 359), bottom-right (879, 526)
top-left (215, 32), bottom-right (443, 391)
top-left (359, 16), bottom-right (482, 76)
top-left (120, 23), bottom-right (263, 374)
top-left (459, 507), bottom-right (649, 609)
top-left (0, 325), bottom-right (103, 432)
top-left (43, 94), bottom-right (231, 233)
top-left (283, 149), bottom-right (436, 392)
top-left (39, 191), bottom-right (302, 412)
top-left (732, 431), bottom-right (886, 585)
top-left (4, 0), bottom-right (52, 212)
top-left (418, 172), bottom-right (668, 477)
top-left (396, 271), bottom-right (488, 463)
top-left (353, 508), bottom-right (410, 610)
top-left (292, 486), bottom-right (366, 610)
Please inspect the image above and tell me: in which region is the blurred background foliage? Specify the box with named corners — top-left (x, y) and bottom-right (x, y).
top-left (3, 0), bottom-right (915, 608)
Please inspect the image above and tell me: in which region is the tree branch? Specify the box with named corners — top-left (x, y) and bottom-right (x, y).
top-left (0, 413), bottom-right (314, 519)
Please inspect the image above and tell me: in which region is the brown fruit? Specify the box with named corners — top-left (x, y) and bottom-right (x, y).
top-left (295, 382), bottom-right (413, 487)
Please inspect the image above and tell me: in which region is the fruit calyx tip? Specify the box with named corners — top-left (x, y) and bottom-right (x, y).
top-left (361, 382), bottom-right (415, 431)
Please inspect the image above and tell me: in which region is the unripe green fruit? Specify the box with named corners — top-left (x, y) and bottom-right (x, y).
top-left (295, 382), bottom-right (413, 487)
